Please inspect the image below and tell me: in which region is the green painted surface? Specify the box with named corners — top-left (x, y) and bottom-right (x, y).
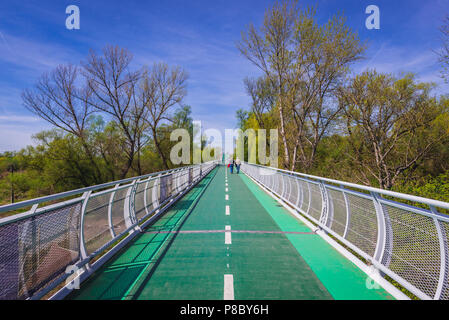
top-left (67, 165), bottom-right (393, 300)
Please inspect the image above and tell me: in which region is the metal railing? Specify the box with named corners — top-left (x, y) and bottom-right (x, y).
top-left (241, 162), bottom-right (449, 300)
top-left (0, 162), bottom-right (217, 300)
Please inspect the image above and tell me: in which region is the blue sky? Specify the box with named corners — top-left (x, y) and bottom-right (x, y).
top-left (0, 0), bottom-right (448, 152)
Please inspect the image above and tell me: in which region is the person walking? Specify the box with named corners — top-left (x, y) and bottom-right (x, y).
top-left (229, 159), bottom-right (234, 174)
top-left (235, 158), bottom-right (241, 174)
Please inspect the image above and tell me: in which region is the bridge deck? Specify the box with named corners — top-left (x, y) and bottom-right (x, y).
top-left (67, 166), bottom-right (393, 300)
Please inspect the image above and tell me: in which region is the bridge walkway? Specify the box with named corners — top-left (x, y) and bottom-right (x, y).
top-left (68, 166), bottom-right (393, 300)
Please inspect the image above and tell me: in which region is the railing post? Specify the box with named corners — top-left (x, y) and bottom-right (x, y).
top-left (371, 192), bottom-right (393, 267)
top-left (124, 179), bottom-right (139, 230)
top-left (431, 206), bottom-right (449, 300)
top-left (79, 191), bottom-right (92, 269)
top-left (341, 187), bottom-right (351, 239)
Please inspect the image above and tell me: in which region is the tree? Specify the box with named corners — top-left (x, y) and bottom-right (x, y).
top-left (237, 1), bottom-right (365, 171)
top-left (21, 64), bottom-right (103, 183)
top-left (82, 45), bottom-right (147, 178)
top-left (338, 70), bottom-right (449, 189)
top-left (438, 15), bottom-right (449, 81)
top-left (142, 62), bottom-right (188, 169)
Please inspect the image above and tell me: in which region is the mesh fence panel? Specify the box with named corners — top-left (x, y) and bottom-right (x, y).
top-left (345, 193), bottom-right (378, 257)
top-left (143, 179), bottom-right (157, 219)
top-left (0, 202), bottom-right (81, 300)
top-left (381, 203), bottom-right (442, 299)
top-left (84, 193), bottom-right (112, 255)
top-left (288, 176), bottom-right (298, 205)
top-left (111, 188), bottom-right (128, 235)
top-left (327, 189), bottom-right (347, 237)
top-left (308, 183), bottom-right (322, 221)
top-left (299, 180), bottom-right (309, 214)
top-left (135, 182), bottom-right (146, 220)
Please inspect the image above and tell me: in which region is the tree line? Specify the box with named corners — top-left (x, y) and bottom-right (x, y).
top-left (236, 1), bottom-right (449, 199)
top-left (0, 45), bottom-right (197, 206)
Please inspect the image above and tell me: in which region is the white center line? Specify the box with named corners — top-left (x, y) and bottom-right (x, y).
top-left (226, 205), bottom-right (230, 216)
top-left (225, 194), bottom-right (229, 200)
top-left (225, 225), bottom-right (232, 244)
top-left (224, 274), bottom-right (234, 300)
top-left (225, 187), bottom-right (228, 192)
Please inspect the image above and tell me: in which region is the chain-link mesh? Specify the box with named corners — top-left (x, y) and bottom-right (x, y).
top-left (344, 193), bottom-right (378, 257)
top-left (0, 202), bottom-right (81, 299)
top-left (111, 187), bottom-right (128, 235)
top-left (327, 189), bottom-right (347, 237)
top-left (84, 193), bottom-right (112, 255)
top-left (381, 203), bottom-right (441, 299)
top-left (135, 182), bottom-right (147, 220)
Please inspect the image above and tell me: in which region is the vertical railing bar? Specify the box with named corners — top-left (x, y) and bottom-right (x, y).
top-left (307, 181), bottom-right (312, 216)
top-left (143, 177), bottom-right (152, 217)
top-left (372, 192), bottom-right (388, 263)
top-left (79, 191), bottom-right (92, 263)
top-left (431, 205), bottom-right (448, 300)
top-left (341, 186), bottom-right (351, 239)
top-left (318, 181), bottom-right (329, 226)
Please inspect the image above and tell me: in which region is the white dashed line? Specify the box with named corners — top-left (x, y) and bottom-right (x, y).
top-left (225, 225), bottom-right (232, 244)
top-left (225, 187), bottom-right (228, 192)
top-left (226, 205), bottom-right (230, 216)
top-left (224, 274), bottom-right (234, 300)
top-left (225, 194), bottom-right (229, 200)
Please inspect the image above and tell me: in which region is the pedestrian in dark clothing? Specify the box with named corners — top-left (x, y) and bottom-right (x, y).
top-left (235, 158), bottom-right (241, 174)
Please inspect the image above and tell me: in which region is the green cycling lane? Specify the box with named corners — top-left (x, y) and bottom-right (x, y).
top-left (68, 165), bottom-right (393, 300)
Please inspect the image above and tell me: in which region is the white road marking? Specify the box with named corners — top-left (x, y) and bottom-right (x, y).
top-left (227, 263), bottom-right (229, 269)
top-left (224, 274), bottom-right (234, 300)
top-left (225, 187), bottom-right (228, 192)
top-left (225, 194), bottom-right (229, 200)
top-left (225, 225), bottom-right (232, 244)
top-left (226, 205), bottom-right (230, 216)
top-left (225, 183), bottom-right (228, 186)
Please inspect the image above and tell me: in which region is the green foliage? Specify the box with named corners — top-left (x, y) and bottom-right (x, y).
top-left (0, 108), bottom-right (196, 207)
